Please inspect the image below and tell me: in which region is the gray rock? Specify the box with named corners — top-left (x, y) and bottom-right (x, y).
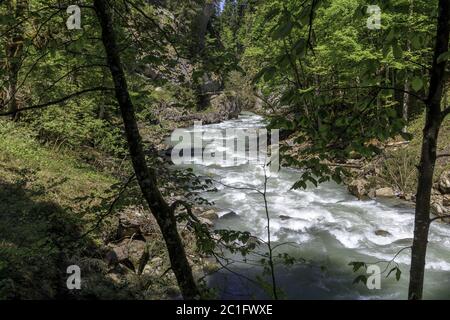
top-left (117, 211), bottom-right (142, 238)
top-left (375, 187), bottom-right (396, 198)
top-left (443, 195), bottom-right (450, 207)
top-left (431, 201), bottom-right (446, 216)
top-left (202, 260), bottom-right (220, 274)
top-left (200, 209), bottom-right (219, 221)
top-left (150, 257), bottom-right (163, 266)
top-left (375, 229), bottom-right (392, 237)
top-left (198, 217), bottom-right (214, 227)
top-left (438, 170), bottom-right (450, 194)
top-left (220, 211), bottom-right (238, 219)
top-left (106, 239), bottom-right (147, 271)
top-left (404, 193), bottom-right (414, 201)
top-left (348, 179), bottom-right (369, 199)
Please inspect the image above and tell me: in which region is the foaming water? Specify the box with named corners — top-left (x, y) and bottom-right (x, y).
top-left (170, 112), bottom-right (450, 300)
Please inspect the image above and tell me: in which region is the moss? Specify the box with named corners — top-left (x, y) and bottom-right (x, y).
top-left (0, 120), bottom-right (116, 205)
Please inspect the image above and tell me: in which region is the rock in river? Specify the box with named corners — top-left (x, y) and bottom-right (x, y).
top-left (375, 229), bottom-right (392, 237)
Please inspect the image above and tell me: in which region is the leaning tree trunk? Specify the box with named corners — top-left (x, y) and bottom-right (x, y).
top-left (93, 0), bottom-right (199, 299)
top-left (408, 0), bottom-right (449, 300)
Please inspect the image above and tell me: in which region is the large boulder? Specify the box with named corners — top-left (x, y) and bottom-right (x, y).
top-left (197, 217), bottom-right (214, 227)
top-left (348, 179), bottom-right (369, 199)
top-left (106, 239), bottom-right (147, 272)
top-left (375, 187), bottom-right (396, 198)
top-left (115, 207), bottom-right (159, 241)
top-left (210, 92), bottom-right (242, 120)
top-left (117, 210), bottom-right (143, 240)
top-left (200, 209), bottom-right (219, 221)
top-left (431, 201), bottom-right (446, 216)
top-left (438, 170), bottom-right (450, 194)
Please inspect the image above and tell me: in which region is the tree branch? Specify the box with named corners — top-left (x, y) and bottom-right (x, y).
top-left (437, 153), bottom-right (450, 159)
top-left (123, 0), bottom-right (185, 60)
top-left (430, 215), bottom-right (450, 223)
top-left (306, 0), bottom-right (318, 55)
top-left (78, 174), bottom-right (136, 240)
top-left (322, 85), bottom-right (426, 102)
top-left (0, 87), bottom-right (114, 116)
top-left (442, 106), bottom-right (450, 119)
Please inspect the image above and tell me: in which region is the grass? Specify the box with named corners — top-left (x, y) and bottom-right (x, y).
top-left (0, 119), bottom-right (122, 299)
top-left (408, 112), bottom-right (450, 174)
top-left (0, 119), bottom-right (195, 299)
top-left (0, 120), bottom-right (117, 206)
top-left (377, 112), bottom-right (450, 195)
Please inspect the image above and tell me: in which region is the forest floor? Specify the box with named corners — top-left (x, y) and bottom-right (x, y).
top-left (0, 101), bottom-right (233, 299)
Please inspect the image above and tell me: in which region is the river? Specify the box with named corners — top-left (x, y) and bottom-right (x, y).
top-left (171, 112), bottom-right (450, 300)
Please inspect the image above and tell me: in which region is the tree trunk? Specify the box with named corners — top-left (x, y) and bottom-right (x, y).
top-left (403, 79), bottom-right (410, 133)
top-left (402, 0), bottom-right (414, 133)
top-left (191, 1), bottom-right (217, 55)
top-left (5, 0), bottom-right (26, 121)
top-left (408, 0), bottom-right (449, 300)
top-left (93, 0), bottom-right (199, 299)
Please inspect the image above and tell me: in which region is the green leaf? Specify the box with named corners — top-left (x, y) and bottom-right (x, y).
top-left (292, 38), bottom-right (307, 56)
top-left (386, 266), bottom-right (402, 281)
top-left (272, 20), bottom-right (293, 40)
top-left (411, 35), bottom-right (422, 50)
top-left (400, 131), bottom-right (413, 141)
top-left (396, 267), bottom-right (402, 281)
top-left (386, 267), bottom-right (397, 278)
top-left (411, 77), bottom-right (424, 91)
top-left (298, 87), bottom-right (315, 96)
top-left (437, 51), bottom-right (450, 64)
top-left (252, 66), bottom-right (277, 84)
top-left (264, 8), bottom-right (280, 22)
top-left (349, 261), bottom-right (367, 272)
top-left (353, 275), bottom-right (367, 285)
top-left (386, 29), bottom-right (396, 43)
top-left (392, 44), bottom-right (403, 59)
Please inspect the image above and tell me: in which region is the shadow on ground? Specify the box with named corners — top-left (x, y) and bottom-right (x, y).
top-left (0, 168), bottom-right (135, 299)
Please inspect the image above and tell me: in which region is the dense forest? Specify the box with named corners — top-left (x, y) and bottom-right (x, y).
top-left (0, 0), bottom-right (449, 302)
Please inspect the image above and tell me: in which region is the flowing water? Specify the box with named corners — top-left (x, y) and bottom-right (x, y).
top-left (170, 112), bottom-right (450, 300)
